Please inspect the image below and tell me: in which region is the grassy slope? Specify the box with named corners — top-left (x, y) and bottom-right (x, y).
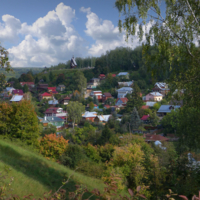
top-left (0, 139), bottom-right (105, 198)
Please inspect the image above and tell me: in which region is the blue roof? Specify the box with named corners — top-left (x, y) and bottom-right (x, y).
top-left (6, 87), bottom-right (14, 91)
top-left (117, 87), bottom-right (133, 92)
top-left (117, 72), bottom-right (129, 76)
top-left (157, 105), bottom-right (181, 113)
top-left (48, 100), bottom-right (58, 105)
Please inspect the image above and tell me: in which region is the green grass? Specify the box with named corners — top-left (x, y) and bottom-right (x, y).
top-left (0, 139), bottom-right (105, 198)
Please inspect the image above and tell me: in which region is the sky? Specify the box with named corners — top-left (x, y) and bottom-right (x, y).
top-left (0, 0), bottom-right (146, 68)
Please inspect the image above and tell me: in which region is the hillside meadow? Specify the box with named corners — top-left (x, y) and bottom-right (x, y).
top-left (0, 139), bottom-right (105, 198)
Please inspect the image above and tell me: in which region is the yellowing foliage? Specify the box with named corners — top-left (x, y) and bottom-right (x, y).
top-left (39, 133), bottom-right (68, 160)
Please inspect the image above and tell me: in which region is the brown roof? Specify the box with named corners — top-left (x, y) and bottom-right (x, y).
top-left (103, 92), bottom-right (112, 97)
top-left (145, 134), bottom-right (169, 142)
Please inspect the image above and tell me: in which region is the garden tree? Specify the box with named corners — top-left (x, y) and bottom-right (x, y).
top-left (115, 0), bottom-right (200, 148)
top-left (126, 83), bottom-right (143, 112)
top-left (41, 124), bottom-right (57, 137)
top-left (89, 101), bottom-right (94, 111)
top-left (0, 43), bottom-right (11, 71)
top-left (19, 73), bottom-right (34, 82)
top-left (93, 95), bottom-right (99, 105)
top-left (23, 84), bottom-right (29, 93)
top-left (35, 76), bottom-right (39, 84)
top-left (149, 111), bottom-right (160, 127)
top-left (0, 73), bottom-right (7, 92)
top-left (42, 76), bottom-right (47, 82)
top-left (152, 102), bottom-right (161, 111)
top-left (73, 71), bottom-right (87, 96)
top-left (65, 124), bottom-right (98, 145)
top-left (97, 124), bottom-right (112, 145)
top-left (49, 71), bottom-right (54, 82)
top-left (66, 101), bottom-right (85, 129)
top-left (0, 101), bottom-right (40, 144)
top-left (161, 109), bottom-right (178, 134)
top-left (40, 133), bottom-right (68, 160)
top-left (104, 98), bottom-right (115, 106)
top-left (130, 107), bottom-right (142, 131)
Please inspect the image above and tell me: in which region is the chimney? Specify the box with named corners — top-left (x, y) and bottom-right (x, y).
top-left (44, 116), bottom-right (46, 120)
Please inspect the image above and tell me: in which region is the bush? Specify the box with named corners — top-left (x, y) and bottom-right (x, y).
top-left (39, 133), bottom-right (68, 160)
top-left (60, 144), bottom-right (86, 169)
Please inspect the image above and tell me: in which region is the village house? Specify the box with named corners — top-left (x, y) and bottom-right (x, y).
top-left (44, 107), bottom-right (67, 118)
top-left (37, 83), bottom-right (48, 92)
top-left (102, 92), bottom-right (113, 102)
top-left (144, 92), bottom-right (163, 102)
top-left (90, 91), bottom-right (102, 102)
top-left (57, 85), bottom-right (66, 92)
top-left (104, 105), bottom-right (111, 109)
top-left (20, 82), bottom-right (35, 88)
top-left (47, 87), bottom-right (58, 94)
top-left (152, 82), bottom-right (170, 96)
top-left (12, 89), bottom-right (23, 95)
top-left (99, 74), bottom-right (106, 80)
top-left (60, 96), bottom-right (71, 105)
top-left (141, 115), bottom-right (150, 124)
top-left (48, 98), bottom-right (59, 105)
top-left (146, 102), bottom-right (157, 107)
top-left (39, 92), bottom-right (52, 100)
top-left (82, 111), bottom-right (97, 122)
top-left (115, 97), bottom-right (128, 107)
top-left (117, 72), bottom-right (129, 79)
top-left (94, 115), bottom-right (111, 124)
top-left (118, 80), bottom-right (133, 87)
top-left (2, 87), bottom-right (15, 98)
top-left (157, 105), bottom-right (181, 116)
top-left (40, 116), bottom-right (65, 131)
top-left (87, 78), bottom-right (100, 89)
top-left (117, 87), bottom-right (133, 98)
top-left (10, 95), bottom-right (24, 103)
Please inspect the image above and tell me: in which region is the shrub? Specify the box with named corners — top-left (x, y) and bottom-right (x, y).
top-left (39, 133), bottom-right (68, 160)
top-left (60, 144), bottom-right (86, 169)
top-left (84, 144), bottom-right (101, 163)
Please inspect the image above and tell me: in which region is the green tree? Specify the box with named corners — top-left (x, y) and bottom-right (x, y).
top-left (126, 83), bottom-right (143, 112)
top-left (23, 84), bottom-right (29, 93)
top-left (149, 111), bottom-right (160, 127)
top-left (98, 124), bottom-right (112, 145)
top-left (105, 98), bottom-right (115, 106)
top-left (35, 77), bottom-right (39, 84)
top-left (0, 43), bottom-right (11, 71)
top-left (93, 95), bottom-right (99, 105)
top-left (115, 0), bottom-right (200, 149)
top-left (73, 71), bottom-right (87, 96)
top-left (66, 101), bottom-right (85, 129)
top-left (89, 101), bottom-right (94, 111)
top-left (41, 124), bottom-right (56, 137)
top-left (49, 71), bottom-right (54, 82)
top-left (130, 107), bottom-right (142, 131)
top-left (0, 101), bottom-right (40, 144)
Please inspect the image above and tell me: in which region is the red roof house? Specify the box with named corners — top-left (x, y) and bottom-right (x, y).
top-left (141, 115), bottom-right (150, 121)
top-left (102, 92), bottom-right (113, 102)
top-left (40, 92), bottom-right (52, 100)
top-left (20, 82), bottom-right (35, 87)
top-left (115, 97), bottom-right (128, 107)
top-left (12, 89), bottom-right (23, 95)
top-left (104, 105), bottom-right (111, 109)
top-left (141, 105), bottom-right (149, 110)
top-left (48, 87), bottom-right (56, 92)
top-left (112, 74), bottom-right (116, 77)
top-left (99, 74), bottom-right (105, 79)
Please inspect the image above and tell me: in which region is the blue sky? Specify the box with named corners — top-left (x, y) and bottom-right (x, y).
top-left (0, 0), bottom-right (146, 68)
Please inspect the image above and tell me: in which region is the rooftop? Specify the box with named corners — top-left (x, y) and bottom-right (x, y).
top-left (157, 105), bottom-right (181, 113)
top-left (10, 95), bottom-right (23, 102)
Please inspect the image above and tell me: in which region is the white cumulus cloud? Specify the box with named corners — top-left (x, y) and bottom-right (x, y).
top-left (3, 3), bottom-right (87, 67)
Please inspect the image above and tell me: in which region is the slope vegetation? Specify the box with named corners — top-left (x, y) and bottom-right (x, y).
top-left (0, 139), bottom-right (105, 198)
